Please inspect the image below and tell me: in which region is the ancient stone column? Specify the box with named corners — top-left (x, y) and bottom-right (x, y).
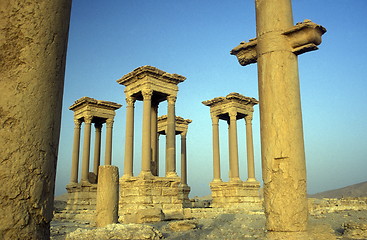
top-left (93, 123), bottom-right (102, 175)
top-left (245, 115), bottom-right (256, 182)
top-left (255, 0), bottom-right (308, 231)
top-left (96, 165), bottom-right (119, 227)
top-left (229, 110), bottom-right (240, 181)
top-left (180, 131), bottom-right (188, 185)
top-left (211, 115), bottom-right (222, 182)
top-left (124, 97), bottom-right (135, 177)
top-left (151, 104), bottom-right (159, 176)
top-left (104, 119), bottom-right (114, 165)
top-left (166, 95), bottom-right (177, 177)
top-left (141, 89), bottom-right (153, 175)
top-left (0, 0), bottom-right (71, 238)
top-left (81, 116), bottom-right (93, 183)
top-left (70, 119), bottom-right (82, 183)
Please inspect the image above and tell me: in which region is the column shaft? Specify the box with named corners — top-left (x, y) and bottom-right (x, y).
top-left (81, 117), bottom-right (93, 183)
top-left (245, 116), bottom-right (256, 182)
top-left (229, 111), bottom-right (240, 181)
top-left (166, 96), bottom-right (177, 177)
top-left (256, 0), bottom-right (308, 231)
top-left (93, 123), bottom-right (102, 175)
top-left (211, 116), bottom-right (221, 181)
top-left (70, 120), bottom-right (81, 183)
top-left (151, 104), bottom-right (159, 176)
top-left (0, 1), bottom-right (72, 238)
top-left (104, 119), bottom-right (113, 165)
top-left (123, 98), bottom-right (135, 177)
top-left (141, 89), bottom-right (153, 174)
top-left (181, 133), bottom-right (187, 185)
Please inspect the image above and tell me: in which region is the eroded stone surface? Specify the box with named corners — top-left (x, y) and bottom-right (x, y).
top-left (0, 0), bottom-right (71, 238)
top-left (65, 224), bottom-right (163, 240)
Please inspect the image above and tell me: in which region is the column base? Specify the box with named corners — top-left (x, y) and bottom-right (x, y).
top-left (119, 175), bottom-right (190, 223)
top-left (165, 171), bottom-right (179, 178)
top-left (246, 178), bottom-right (258, 183)
top-left (210, 180), bottom-right (262, 210)
top-left (138, 170), bottom-right (153, 179)
top-left (229, 177), bottom-right (242, 183)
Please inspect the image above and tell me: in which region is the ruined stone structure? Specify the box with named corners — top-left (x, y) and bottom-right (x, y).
top-left (158, 115), bottom-right (192, 206)
top-left (230, 0), bottom-right (326, 232)
top-left (0, 1), bottom-right (71, 238)
top-left (117, 66), bottom-right (190, 222)
top-left (65, 97), bottom-right (121, 220)
top-left (203, 93), bottom-right (261, 209)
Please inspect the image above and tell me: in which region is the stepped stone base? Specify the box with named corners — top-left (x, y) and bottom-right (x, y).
top-left (119, 175), bottom-right (191, 223)
top-left (56, 182), bottom-right (97, 222)
top-left (210, 180), bottom-right (261, 210)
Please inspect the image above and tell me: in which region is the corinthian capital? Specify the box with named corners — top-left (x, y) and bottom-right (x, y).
top-left (167, 95), bottom-right (177, 104)
top-left (106, 118), bottom-right (114, 127)
top-left (142, 88), bottom-right (153, 100)
top-left (126, 96), bottom-right (136, 106)
top-left (84, 115), bottom-right (93, 124)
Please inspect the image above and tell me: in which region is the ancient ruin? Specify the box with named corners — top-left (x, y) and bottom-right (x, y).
top-left (203, 93), bottom-right (261, 209)
top-left (117, 66), bottom-right (190, 222)
top-left (230, 0), bottom-right (326, 232)
top-left (65, 97), bottom-right (121, 220)
top-left (0, 1), bottom-right (72, 238)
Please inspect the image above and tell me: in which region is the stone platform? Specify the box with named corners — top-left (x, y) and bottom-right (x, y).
top-left (55, 182), bottom-right (97, 222)
top-left (210, 180), bottom-right (261, 210)
top-left (119, 175), bottom-right (191, 222)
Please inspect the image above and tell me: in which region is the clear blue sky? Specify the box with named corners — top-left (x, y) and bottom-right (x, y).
top-left (56, 0), bottom-right (367, 197)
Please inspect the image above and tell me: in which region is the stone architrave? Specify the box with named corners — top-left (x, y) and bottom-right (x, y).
top-left (117, 65), bottom-right (186, 177)
top-left (0, 1), bottom-right (71, 238)
top-left (203, 93), bottom-right (261, 209)
top-left (96, 165), bottom-right (119, 227)
top-left (66, 97), bottom-right (121, 220)
top-left (230, 0), bottom-right (326, 232)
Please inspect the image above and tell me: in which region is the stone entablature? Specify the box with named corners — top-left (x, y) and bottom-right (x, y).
top-left (117, 65), bottom-right (186, 103)
top-left (202, 92), bottom-right (258, 121)
top-left (158, 115), bottom-right (192, 135)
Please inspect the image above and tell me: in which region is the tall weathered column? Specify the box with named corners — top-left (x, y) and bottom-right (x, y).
top-left (124, 97), bottom-right (135, 177)
top-left (93, 123), bottom-right (102, 175)
top-left (229, 110), bottom-right (240, 182)
top-left (0, 0), bottom-right (71, 238)
top-left (211, 115), bottom-right (222, 182)
top-left (180, 131), bottom-right (188, 185)
top-left (151, 104), bottom-right (159, 176)
top-left (166, 95), bottom-right (177, 177)
top-left (231, 0), bottom-right (326, 232)
top-left (104, 119), bottom-right (114, 165)
top-left (141, 89), bottom-right (153, 175)
top-left (70, 119), bottom-right (82, 183)
top-left (81, 116), bottom-right (93, 183)
top-left (245, 115), bottom-right (256, 182)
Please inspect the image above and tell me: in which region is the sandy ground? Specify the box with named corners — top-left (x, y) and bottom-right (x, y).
top-left (51, 209), bottom-right (367, 239)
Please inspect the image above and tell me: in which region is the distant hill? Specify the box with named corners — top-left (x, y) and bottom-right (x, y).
top-left (309, 181), bottom-right (367, 199)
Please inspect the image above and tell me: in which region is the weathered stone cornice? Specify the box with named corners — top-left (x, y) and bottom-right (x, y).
top-left (116, 65), bottom-right (186, 86)
top-left (69, 96), bottom-right (122, 111)
top-left (202, 92), bottom-right (258, 107)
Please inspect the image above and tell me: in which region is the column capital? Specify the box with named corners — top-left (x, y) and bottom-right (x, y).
top-left (211, 115), bottom-right (219, 125)
top-left (167, 95), bottom-right (177, 104)
top-left (84, 115), bottom-right (93, 124)
top-left (229, 109), bottom-right (237, 119)
top-left (94, 122), bottom-right (103, 129)
top-left (106, 118), bottom-right (114, 127)
top-left (126, 96), bottom-right (136, 106)
top-left (74, 119), bottom-right (82, 128)
top-left (245, 113), bottom-right (253, 123)
top-left (142, 88), bottom-right (153, 100)
top-left (180, 130), bottom-right (187, 138)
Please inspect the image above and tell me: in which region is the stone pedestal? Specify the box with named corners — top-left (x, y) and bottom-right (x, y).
top-left (210, 181), bottom-right (261, 210)
top-left (64, 182), bottom-right (98, 222)
top-left (119, 176), bottom-right (190, 223)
